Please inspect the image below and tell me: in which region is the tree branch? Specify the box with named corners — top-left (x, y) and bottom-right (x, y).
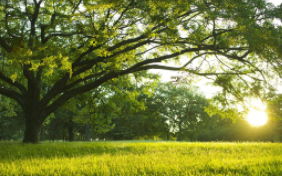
top-left (134, 65), bottom-right (252, 76)
top-left (43, 71), bottom-right (117, 115)
top-left (0, 86), bottom-right (24, 106)
top-left (112, 0), bottom-right (135, 27)
top-left (43, 32), bottom-right (83, 44)
top-left (0, 37), bottom-right (12, 52)
top-left (0, 72), bottom-right (27, 95)
top-left (64, 71), bottom-right (106, 91)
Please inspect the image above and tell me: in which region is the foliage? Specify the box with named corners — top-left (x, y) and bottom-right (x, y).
top-left (266, 94), bottom-right (282, 121)
top-left (196, 117), bottom-right (281, 142)
top-left (71, 75), bottom-right (157, 133)
top-left (102, 108), bottom-right (168, 140)
top-left (0, 0), bottom-right (281, 142)
top-left (150, 82), bottom-right (210, 140)
top-left (0, 96), bottom-right (24, 140)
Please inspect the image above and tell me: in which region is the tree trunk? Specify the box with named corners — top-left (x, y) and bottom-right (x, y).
top-left (23, 118), bottom-right (43, 143)
top-left (50, 118), bottom-right (56, 142)
top-left (85, 122), bottom-right (90, 141)
top-left (18, 129), bottom-right (21, 141)
top-left (68, 126), bottom-right (74, 141)
top-left (166, 123), bottom-right (169, 141)
top-left (22, 109), bottom-right (47, 143)
top-left (40, 125), bottom-right (44, 141)
top-left (68, 118), bottom-right (74, 141)
top-left (177, 123), bottom-right (182, 141)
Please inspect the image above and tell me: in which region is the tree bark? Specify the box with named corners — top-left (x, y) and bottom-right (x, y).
top-left (22, 109), bottom-right (47, 143)
top-left (23, 118), bottom-right (43, 143)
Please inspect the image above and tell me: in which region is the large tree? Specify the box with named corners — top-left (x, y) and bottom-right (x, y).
top-left (0, 0), bottom-right (280, 143)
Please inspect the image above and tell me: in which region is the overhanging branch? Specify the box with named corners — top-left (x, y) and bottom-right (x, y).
top-left (0, 86), bottom-right (24, 106)
top-left (0, 72), bottom-right (27, 95)
top-left (64, 71), bottom-right (106, 91)
top-left (134, 65), bottom-right (253, 76)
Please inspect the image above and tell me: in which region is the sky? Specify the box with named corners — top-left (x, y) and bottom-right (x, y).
top-left (150, 0), bottom-right (282, 103)
top-left (269, 0), bottom-right (282, 5)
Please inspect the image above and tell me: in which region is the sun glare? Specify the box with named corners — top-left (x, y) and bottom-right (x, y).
top-left (245, 99), bottom-right (268, 126)
top-left (246, 110), bottom-right (268, 126)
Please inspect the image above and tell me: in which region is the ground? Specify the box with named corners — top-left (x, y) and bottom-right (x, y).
top-left (0, 141), bottom-right (282, 175)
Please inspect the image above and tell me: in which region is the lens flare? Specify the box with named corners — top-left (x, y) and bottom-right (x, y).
top-left (246, 110), bottom-right (268, 126)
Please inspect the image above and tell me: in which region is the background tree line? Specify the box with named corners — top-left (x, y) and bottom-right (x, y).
top-left (1, 81), bottom-right (282, 142)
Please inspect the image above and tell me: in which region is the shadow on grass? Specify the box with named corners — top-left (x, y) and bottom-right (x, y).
top-left (0, 141), bottom-right (171, 161)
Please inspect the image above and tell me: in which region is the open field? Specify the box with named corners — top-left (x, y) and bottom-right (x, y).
top-left (1, 141), bottom-right (282, 175)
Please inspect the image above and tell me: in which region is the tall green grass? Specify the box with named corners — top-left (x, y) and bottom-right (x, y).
top-left (1, 141), bottom-right (282, 175)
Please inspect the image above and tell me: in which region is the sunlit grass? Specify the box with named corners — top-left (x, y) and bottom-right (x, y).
top-left (1, 141), bottom-right (282, 175)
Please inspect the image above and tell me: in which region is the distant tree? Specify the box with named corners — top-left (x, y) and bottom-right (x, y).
top-left (150, 82), bottom-right (208, 141)
top-left (196, 118), bottom-right (279, 142)
top-left (267, 94), bottom-right (282, 120)
top-left (0, 0), bottom-right (281, 143)
top-left (103, 103), bottom-right (168, 140)
top-left (265, 94), bottom-right (282, 140)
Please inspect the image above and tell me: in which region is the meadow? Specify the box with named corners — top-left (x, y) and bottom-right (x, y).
top-left (1, 141), bottom-right (282, 175)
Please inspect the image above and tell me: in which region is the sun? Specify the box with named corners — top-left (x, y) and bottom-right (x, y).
top-left (246, 110), bottom-right (268, 126)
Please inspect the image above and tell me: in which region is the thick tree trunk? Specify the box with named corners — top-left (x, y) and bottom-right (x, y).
top-left (22, 109), bottom-right (47, 143)
top-left (85, 122), bottom-right (90, 141)
top-left (177, 123), bottom-right (182, 141)
top-left (23, 118), bottom-right (43, 143)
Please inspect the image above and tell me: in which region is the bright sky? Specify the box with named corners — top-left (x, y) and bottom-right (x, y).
top-left (270, 0), bottom-right (282, 5)
top-left (151, 0), bottom-right (282, 100)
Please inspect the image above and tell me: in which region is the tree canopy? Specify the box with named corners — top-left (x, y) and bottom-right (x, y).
top-left (150, 82), bottom-right (209, 141)
top-left (0, 0), bottom-right (281, 143)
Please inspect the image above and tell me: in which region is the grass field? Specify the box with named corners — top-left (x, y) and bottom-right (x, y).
top-left (1, 141), bottom-right (282, 175)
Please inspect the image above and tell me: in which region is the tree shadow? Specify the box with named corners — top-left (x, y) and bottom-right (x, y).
top-left (0, 141), bottom-right (166, 162)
